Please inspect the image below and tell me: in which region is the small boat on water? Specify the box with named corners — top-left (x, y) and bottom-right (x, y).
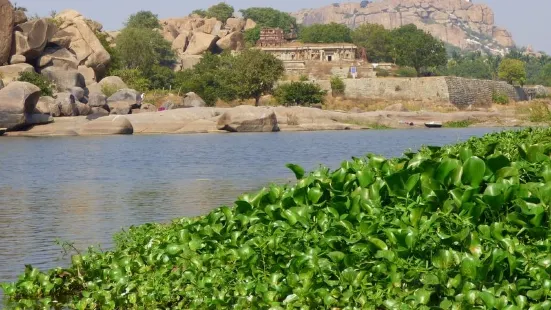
top-left (0, 128), bottom-right (6, 136)
top-left (424, 122), bottom-right (443, 128)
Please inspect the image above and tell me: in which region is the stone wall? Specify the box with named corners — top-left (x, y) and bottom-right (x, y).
top-left (340, 77), bottom-right (450, 102)
top-left (444, 77), bottom-right (520, 107)
top-left (315, 76), bottom-right (527, 109)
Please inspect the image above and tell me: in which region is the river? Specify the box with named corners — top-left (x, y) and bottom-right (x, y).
top-left (0, 128), bottom-right (506, 301)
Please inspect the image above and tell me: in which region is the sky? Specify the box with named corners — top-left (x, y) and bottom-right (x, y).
top-left (15, 0), bottom-right (551, 54)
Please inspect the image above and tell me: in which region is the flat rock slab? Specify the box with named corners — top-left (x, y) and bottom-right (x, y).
top-left (79, 115), bottom-right (133, 135)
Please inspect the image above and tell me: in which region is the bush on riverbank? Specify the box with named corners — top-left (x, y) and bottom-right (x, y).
top-left (4, 128), bottom-right (551, 309)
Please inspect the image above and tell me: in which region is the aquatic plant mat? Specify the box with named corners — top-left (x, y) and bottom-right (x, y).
top-left (4, 128), bottom-right (551, 309)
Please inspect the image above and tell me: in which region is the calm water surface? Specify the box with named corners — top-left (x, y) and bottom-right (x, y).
top-left (0, 128), bottom-right (506, 300)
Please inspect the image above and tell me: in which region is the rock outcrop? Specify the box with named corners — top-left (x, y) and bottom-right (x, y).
top-left (12, 19), bottom-right (57, 60)
top-left (292, 0), bottom-right (515, 54)
top-left (79, 115), bottom-right (133, 135)
top-left (160, 15), bottom-right (250, 69)
top-left (217, 105), bottom-right (280, 132)
top-left (0, 0), bottom-right (14, 65)
top-left (53, 9), bottom-right (110, 76)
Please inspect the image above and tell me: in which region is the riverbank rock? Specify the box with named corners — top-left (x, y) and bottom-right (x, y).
top-left (79, 115), bottom-right (133, 135)
top-left (35, 96), bottom-right (55, 114)
top-left (55, 93), bottom-right (79, 116)
top-left (0, 63), bottom-right (34, 85)
top-left (217, 105), bottom-right (279, 132)
top-left (88, 92), bottom-right (107, 108)
top-left (108, 101), bottom-right (132, 115)
top-left (0, 81), bottom-right (41, 130)
top-left (182, 92), bottom-right (206, 108)
top-left (12, 18), bottom-right (57, 60)
top-left (0, 0), bottom-right (14, 65)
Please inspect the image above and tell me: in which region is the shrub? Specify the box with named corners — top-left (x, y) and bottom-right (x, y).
top-left (275, 81), bottom-right (327, 106)
top-left (111, 69), bottom-right (151, 92)
top-left (444, 119), bottom-right (475, 128)
top-left (375, 68), bottom-right (390, 77)
top-left (528, 102), bottom-right (551, 123)
top-left (299, 74), bottom-right (309, 82)
top-left (492, 92), bottom-right (510, 105)
top-left (17, 71), bottom-right (54, 96)
top-left (330, 76), bottom-right (345, 97)
top-left (396, 66), bottom-right (418, 77)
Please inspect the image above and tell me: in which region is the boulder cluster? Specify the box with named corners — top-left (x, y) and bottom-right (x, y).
top-left (159, 15), bottom-right (256, 70)
top-left (0, 3), bottom-right (222, 131)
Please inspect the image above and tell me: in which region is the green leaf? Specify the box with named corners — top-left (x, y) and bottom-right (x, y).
top-left (462, 156), bottom-right (486, 187)
top-left (286, 163), bottom-right (305, 179)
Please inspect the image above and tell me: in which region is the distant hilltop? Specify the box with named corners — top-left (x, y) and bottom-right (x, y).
top-left (291, 0), bottom-right (515, 54)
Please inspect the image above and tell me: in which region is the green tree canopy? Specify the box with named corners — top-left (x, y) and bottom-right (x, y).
top-left (389, 24), bottom-right (447, 76)
top-left (244, 26), bottom-right (261, 46)
top-left (239, 7), bottom-right (297, 33)
top-left (351, 23), bottom-right (392, 63)
top-left (498, 58), bottom-right (527, 85)
top-left (299, 23), bottom-right (352, 43)
top-left (227, 49), bottom-right (285, 106)
top-left (275, 82), bottom-right (327, 106)
top-left (205, 2), bottom-right (234, 22)
top-left (114, 27), bottom-right (175, 76)
top-left (125, 11), bottom-right (160, 29)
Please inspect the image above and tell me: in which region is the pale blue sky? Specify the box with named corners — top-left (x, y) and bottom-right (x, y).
top-left (15, 0), bottom-right (551, 53)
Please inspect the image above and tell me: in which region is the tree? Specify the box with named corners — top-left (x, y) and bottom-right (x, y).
top-left (205, 3), bottom-right (234, 22)
top-left (110, 69), bottom-right (151, 92)
top-left (275, 82), bottom-right (327, 106)
top-left (244, 26), bottom-right (261, 46)
top-left (174, 53), bottom-right (235, 106)
top-left (299, 23), bottom-right (352, 43)
top-left (498, 58), bottom-right (527, 85)
top-left (227, 49), bottom-right (285, 106)
top-left (126, 11), bottom-right (160, 29)
top-left (330, 76), bottom-right (345, 97)
top-left (240, 8), bottom-right (297, 33)
top-left (351, 24), bottom-right (392, 63)
top-left (389, 24), bottom-right (447, 76)
top-left (114, 27), bottom-right (175, 76)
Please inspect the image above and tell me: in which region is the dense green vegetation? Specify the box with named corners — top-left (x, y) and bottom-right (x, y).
top-left (192, 3), bottom-right (235, 22)
top-left (330, 76), bottom-right (346, 96)
top-left (5, 129), bottom-right (551, 309)
top-left (274, 82), bottom-right (327, 106)
top-left (351, 23), bottom-right (393, 63)
top-left (498, 59), bottom-right (527, 86)
top-left (174, 50), bottom-right (285, 106)
top-left (299, 23), bottom-right (353, 44)
top-left (17, 71), bottom-right (54, 96)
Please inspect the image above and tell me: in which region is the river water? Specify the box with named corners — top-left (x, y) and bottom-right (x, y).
top-left (0, 128), bottom-right (506, 300)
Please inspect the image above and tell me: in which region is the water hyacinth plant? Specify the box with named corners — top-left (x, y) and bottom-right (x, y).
top-left (4, 128), bottom-right (551, 309)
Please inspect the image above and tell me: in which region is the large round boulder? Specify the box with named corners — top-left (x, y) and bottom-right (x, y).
top-left (216, 31), bottom-right (244, 51)
top-left (37, 46), bottom-right (79, 70)
top-left (79, 115), bottom-right (133, 135)
top-left (0, 81), bottom-right (41, 130)
top-left (107, 89), bottom-right (142, 108)
top-left (98, 76), bottom-right (127, 91)
top-left (41, 67), bottom-right (85, 91)
top-left (0, 0), bottom-right (14, 65)
top-left (217, 105), bottom-right (279, 132)
top-left (185, 32), bottom-right (218, 55)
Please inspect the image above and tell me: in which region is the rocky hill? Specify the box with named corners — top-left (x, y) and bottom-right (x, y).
top-left (292, 0), bottom-right (515, 54)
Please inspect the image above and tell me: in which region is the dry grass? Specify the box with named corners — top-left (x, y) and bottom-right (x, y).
top-left (323, 96), bottom-right (459, 113)
top-left (515, 99), bottom-right (551, 123)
